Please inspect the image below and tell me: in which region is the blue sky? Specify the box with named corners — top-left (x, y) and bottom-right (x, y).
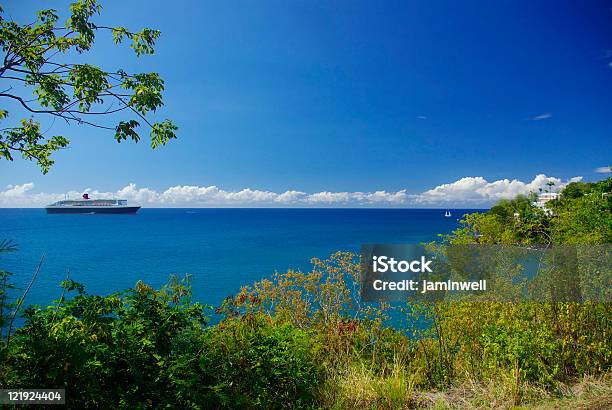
top-left (1, 0), bottom-right (611, 206)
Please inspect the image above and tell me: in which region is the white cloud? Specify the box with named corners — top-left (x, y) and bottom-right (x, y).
top-left (0, 183), bottom-right (411, 208)
top-left (275, 190), bottom-right (306, 203)
top-left (417, 115), bottom-right (427, 120)
top-left (532, 113), bottom-right (552, 121)
top-left (360, 190), bottom-right (407, 203)
top-left (415, 174), bottom-right (582, 205)
top-left (306, 191), bottom-right (351, 203)
top-left (595, 166), bottom-right (611, 174)
top-left (1, 183), bottom-right (34, 197)
top-left (0, 174), bottom-right (584, 208)
top-left (0, 183), bottom-right (64, 206)
top-left (304, 190), bottom-right (407, 205)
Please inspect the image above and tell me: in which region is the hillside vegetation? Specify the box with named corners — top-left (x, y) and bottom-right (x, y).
top-left (0, 178), bottom-right (610, 408)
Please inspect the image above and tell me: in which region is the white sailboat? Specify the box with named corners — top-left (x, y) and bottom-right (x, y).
top-left (444, 210), bottom-right (452, 217)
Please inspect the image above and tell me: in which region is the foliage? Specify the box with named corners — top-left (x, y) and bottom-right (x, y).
top-left (170, 314), bottom-right (322, 409)
top-left (448, 196), bottom-right (550, 245)
top-left (228, 251), bottom-right (388, 328)
top-left (418, 178), bottom-right (612, 393)
top-left (447, 178), bottom-right (611, 245)
top-left (3, 275), bottom-right (208, 408)
top-left (0, 256), bottom-right (609, 407)
top-left (224, 252), bottom-right (397, 370)
top-left (0, 239), bottom-right (17, 336)
top-left (406, 301), bottom-right (610, 390)
top-left (549, 179), bottom-right (612, 244)
top-left (0, 1), bottom-right (177, 173)
top-left (1, 274), bottom-right (322, 409)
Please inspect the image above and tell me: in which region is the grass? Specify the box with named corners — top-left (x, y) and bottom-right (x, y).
top-left (317, 358), bottom-right (423, 409)
top-left (318, 370), bottom-right (611, 409)
top-left (527, 374), bottom-right (612, 410)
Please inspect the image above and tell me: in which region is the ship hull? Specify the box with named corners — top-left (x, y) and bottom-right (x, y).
top-left (46, 206), bottom-right (141, 214)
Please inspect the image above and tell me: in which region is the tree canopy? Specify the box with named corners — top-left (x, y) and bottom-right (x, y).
top-left (0, 0), bottom-right (177, 173)
top-left (448, 178), bottom-right (612, 245)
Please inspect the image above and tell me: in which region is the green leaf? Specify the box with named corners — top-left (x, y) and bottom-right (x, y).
top-left (114, 120), bottom-right (141, 143)
top-left (150, 119), bottom-right (177, 149)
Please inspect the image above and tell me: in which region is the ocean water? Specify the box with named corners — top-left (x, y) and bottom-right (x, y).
top-left (0, 208), bottom-right (480, 310)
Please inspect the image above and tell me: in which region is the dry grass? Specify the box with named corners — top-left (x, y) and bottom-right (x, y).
top-left (317, 358), bottom-right (427, 409)
top-left (527, 374), bottom-right (612, 410)
top-left (317, 370), bottom-right (611, 409)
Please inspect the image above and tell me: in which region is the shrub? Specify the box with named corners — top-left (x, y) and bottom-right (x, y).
top-left (406, 301), bottom-right (611, 390)
top-left (192, 315), bottom-right (322, 408)
top-left (1, 276), bottom-right (321, 409)
top-left (3, 275), bottom-right (208, 408)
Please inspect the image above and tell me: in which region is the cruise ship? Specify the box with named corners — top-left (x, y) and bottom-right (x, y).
top-left (46, 194), bottom-right (141, 214)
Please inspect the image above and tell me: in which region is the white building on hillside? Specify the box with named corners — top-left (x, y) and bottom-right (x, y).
top-left (533, 192), bottom-right (559, 210)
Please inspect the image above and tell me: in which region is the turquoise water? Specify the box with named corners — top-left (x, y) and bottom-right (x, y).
top-left (0, 208), bottom-right (480, 309)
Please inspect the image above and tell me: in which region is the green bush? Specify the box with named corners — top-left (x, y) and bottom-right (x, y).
top-left (481, 323), bottom-right (562, 385)
top-left (405, 301), bottom-right (611, 389)
top-left (1, 277), bottom-right (321, 409)
top-left (167, 314), bottom-right (322, 409)
top-left (3, 276), bottom-right (208, 408)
